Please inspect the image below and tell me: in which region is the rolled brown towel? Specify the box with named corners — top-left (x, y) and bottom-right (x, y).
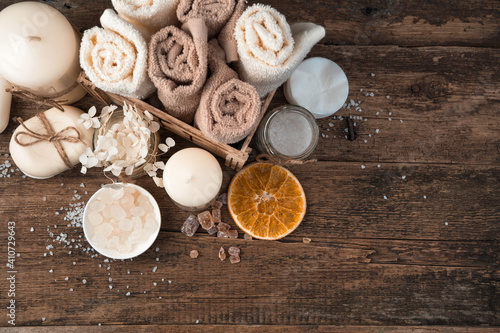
top-left (177, 0), bottom-right (237, 39)
top-left (148, 18), bottom-right (208, 123)
top-left (194, 40), bottom-right (261, 144)
top-left (217, 0), bottom-right (246, 63)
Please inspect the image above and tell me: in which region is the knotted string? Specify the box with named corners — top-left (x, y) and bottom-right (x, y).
top-left (6, 80), bottom-right (80, 111)
top-left (14, 113), bottom-right (86, 169)
top-left (255, 153), bottom-right (317, 169)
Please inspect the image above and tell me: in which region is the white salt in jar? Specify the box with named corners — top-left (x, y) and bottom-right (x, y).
top-left (256, 105), bottom-right (319, 161)
top-left (83, 183), bottom-right (161, 259)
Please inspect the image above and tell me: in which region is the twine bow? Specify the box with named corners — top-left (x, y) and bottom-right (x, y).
top-left (14, 112), bottom-right (86, 170)
top-left (255, 154), bottom-right (317, 168)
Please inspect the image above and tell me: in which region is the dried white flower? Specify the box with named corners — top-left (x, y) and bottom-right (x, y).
top-left (77, 106), bottom-right (101, 129)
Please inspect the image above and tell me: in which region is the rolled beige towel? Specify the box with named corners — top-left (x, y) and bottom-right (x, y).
top-left (177, 0), bottom-right (237, 39)
top-left (111, 0), bottom-right (180, 38)
top-left (148, 18), bottom-right (208, 123)
top-left (194, 40), bottom-right (261, 144)
top-left (80, 9), bottom-right (155, 99)
top-left (234, 4), bottom-right (326, 97)
top-left (217, 0), bottom-right (246, 63)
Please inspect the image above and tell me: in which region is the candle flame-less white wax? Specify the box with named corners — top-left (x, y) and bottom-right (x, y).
top-left (163, 148), bottom-right (223, 211)
top-left (0, 75), bottom-right (12, 133)
top-left (0, 2), bottom-right (86, 104)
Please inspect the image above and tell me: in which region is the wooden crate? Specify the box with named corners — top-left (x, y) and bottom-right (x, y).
top-left (77, 73), bottom-right (276, 170)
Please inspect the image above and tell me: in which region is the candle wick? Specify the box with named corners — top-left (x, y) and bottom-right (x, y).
top-left (26, 36), bottom-right (41, 42)
top-left (185, 176), bottom-right (192, 184)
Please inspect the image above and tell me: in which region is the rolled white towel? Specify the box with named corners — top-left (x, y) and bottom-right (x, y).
top-left (111, 0), bottom-right (180, 38)
top-left (234, 4), bottom-right (325, 97)
top-left (80, 9), bottom-right (155, 99)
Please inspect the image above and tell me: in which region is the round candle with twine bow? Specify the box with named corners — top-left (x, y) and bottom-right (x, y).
top-left (0, 2), bottom-right (86, 105)
top-left (9, 106), bottom-right (94, 179)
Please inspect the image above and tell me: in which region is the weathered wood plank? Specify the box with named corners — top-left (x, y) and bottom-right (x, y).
top-left (269, 45), bottom-right (500, 165)
top-left (1, 0), bottom-right (499, 47)
top-left (0, 160), bottom-right (498, 325)
top-left (1, 231), bottom-right (498, 326)
top-left (2, 325), bottom-right (500, 332)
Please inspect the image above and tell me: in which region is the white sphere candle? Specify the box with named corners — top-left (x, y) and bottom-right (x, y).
top-left (0, 2), bottom-right (86, 104)
top-left (163, 148), bottom-right (223, 211)
top-left (0, 75), bottom-right (12, 133)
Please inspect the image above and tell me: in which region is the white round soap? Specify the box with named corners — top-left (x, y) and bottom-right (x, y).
top-left (284, 57), bottom-right (349, 119)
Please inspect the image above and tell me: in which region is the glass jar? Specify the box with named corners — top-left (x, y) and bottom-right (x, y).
top-left (256, 105), bottom-right (319, 161)
top-left (93, 111), bottom-right (159, 180)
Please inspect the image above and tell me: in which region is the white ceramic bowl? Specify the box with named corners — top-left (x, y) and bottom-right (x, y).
top-left (83, 183), bottom-right (161, 259)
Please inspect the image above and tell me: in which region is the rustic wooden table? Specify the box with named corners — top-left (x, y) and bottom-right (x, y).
top-left (0, 0), bottom-right (499, 332)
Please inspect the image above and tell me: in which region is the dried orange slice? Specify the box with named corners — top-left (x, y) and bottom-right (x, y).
top-left (228, 162), bottom-right (306, 240)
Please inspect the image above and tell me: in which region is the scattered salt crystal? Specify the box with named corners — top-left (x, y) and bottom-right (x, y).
top-left (371, 73), bottom-right (375, 77)
top-left (377, 164), bottom-right (381, 168)
top-left (109, 285), bottom-right (113, 289)
top-left (126, 292), bottom-right (130, 296)
top-left (168, 280), bottom-right (171, 284)
top-left (49, 269), bottom-right (53, 273)
top-left (152, 266), bottom-right (158, 272)
top-left (303, 238), bottom-right (312, 243)
top-left (400, 119), bottom-right (404, 123)
top-left (364, 140), bottom-right (367, 143)
top-left (386, 95), bottom-right (390, 99)
top-left (212, 209), bottom-right (221, 223)
top-left (181, 215), bottom-right (199, 237)
top-left (30, 227), bottom-right (34, 232)
top-left (82, 279), bottom-right (87, 284)
top-left (445, 222), bottom-right (448, 226)
top-left (218, 247), bottom-right (226, 261)
top-left (42, 318), bottom-right (46, 322)
top-left (196, 320), bottom-right (200, 324)
top-left (217, 193), bottom-right (227, 205)
top-left (155, 247), bottom-right (159, 252)
top-left (229, 255), bottom-right (241, 264)
top-left (198, 211), bottom-right (214, 230)
top-left (361, 165), bottom-right (365, 169)
top-left (424, 196), bottom-right (427, 199)
top-left (217, 222), bottom-right (230, 233)
top-left (190, 250), bottom-right (199, 258)
top-left (383, 196), bottom-right (388, 200)
top-left (388, 118), bottom-right (392, 121)
top-left (228, 247), bottom-right (240, 256)
top-left (207, 225), bottom-right (218, 235)
top-left (402, 176), bottom-right (406, 180)
top-left (217, 231), bottom-right (228, 238)
top-left (388, 112), bottom-right (392, 116)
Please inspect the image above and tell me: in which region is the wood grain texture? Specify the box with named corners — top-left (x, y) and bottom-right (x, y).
top-left (1, 326), bottom-right (499, 332)
top-left (0, 0), bottom-right (499, 330)
top-left (1, 0), bottom-right (499, 47)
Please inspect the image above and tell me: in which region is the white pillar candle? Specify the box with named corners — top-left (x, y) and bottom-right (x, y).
top-left (284, 57), bottom-right (349, 119)
top-left (163, 148), bottom-right (223, 211)
top-left (0, 2), bottom-right (86, 104)
top-left (0, 75), bottom-right (12, 133)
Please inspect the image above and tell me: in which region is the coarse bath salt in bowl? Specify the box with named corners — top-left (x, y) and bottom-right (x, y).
top-left (83, 183), bottom-right (161, 259)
